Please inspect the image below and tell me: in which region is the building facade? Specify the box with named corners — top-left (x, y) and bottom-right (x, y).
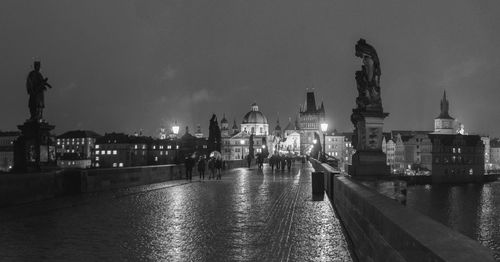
top-left (56, 130), bottom-right (101, 169)
top-left (0, 131), bottom-right (20, 172)
top-left (429, 91), bottom-right (485, 180)
top-left (221, 103), bottom-right (271, 161)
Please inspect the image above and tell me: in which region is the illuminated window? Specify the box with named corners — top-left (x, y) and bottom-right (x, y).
top-left (452, 148), bottom-right (456, 153)
top-left (155, 156), bottom-right (158, 161)
top-left (134, 145), bottom-right (138, 149)
top-left (113, 150), bottom-right (117, 155)
top-left (107, 150), bottom-right (111, 155)
top-left (95, 156), bottom-right (99, 161)
top-left (142, 145), bottom-right (146, 149)
top-left (119, 163), bottom-right (123, 167)
top-left (469, 168), bottom-right (473, 175)
top-left (176, 145), bottom-right (179, 149)
top-left (458, 148), bottom-right (461, 154)
top-left (167, 145), bottom-right (172, 149)
top-left (101, 150), bottom-right (105, 155)
top-left (153, 145), bottom-right (156, 149)
top-left (160, 145), bottom-right (164, 149)
top-left (113, 163), bottom-right (117, 167)
top-left (96, 163), bottom-right (100, 167)
top-left (95, 145), bottom-right (100, 149)
top-left (160, 151), bottom-right (163, 155)
top-left (164, 151), bottom-right (168, 155)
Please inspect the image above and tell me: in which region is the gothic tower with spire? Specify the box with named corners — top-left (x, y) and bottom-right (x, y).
top-left (433, 90), bottom-right (456, 134)
top-left (298, 90), bottom-right (325, 154)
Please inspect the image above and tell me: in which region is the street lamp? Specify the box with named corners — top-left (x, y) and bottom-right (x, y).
top-left (172, 121), bottom-right (179, 164)
top-left (320, 122), bottom-right (328, 162)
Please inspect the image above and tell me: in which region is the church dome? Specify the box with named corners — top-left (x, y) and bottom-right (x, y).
top-left (242, 103), bottom-right (268, 124)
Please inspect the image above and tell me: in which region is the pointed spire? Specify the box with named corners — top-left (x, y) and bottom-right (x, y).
top-left (221, 113), bottom-right (228, 123)
top-left (437, 90), bottom-right (453, 119)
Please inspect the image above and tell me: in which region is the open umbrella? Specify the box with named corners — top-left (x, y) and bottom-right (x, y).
top-left (209, 151), bottom-right (222, 160)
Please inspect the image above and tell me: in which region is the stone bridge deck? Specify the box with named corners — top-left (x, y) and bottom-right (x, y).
top-left (0, 163), bottom-right (353, 261)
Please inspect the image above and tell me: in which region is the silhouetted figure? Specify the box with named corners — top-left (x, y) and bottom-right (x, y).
top-left (246, 154), bottom-right (252, 168)
top-left (286, 156), bottom-right (292, 172)
top-left (26, 61), bottom-right (52, 121)
top-left (185, 156), bottom-right (194, 181)
top-left (215, 158), bottom-right (222, 180)
top-left (269, 155), bottom-right (276, 172)
top-left (257, 154), bottom-right (264, 170)
top-left (197, 156), bottom-right (206, 180)
top-left (208, 157), bottom-right (216, 179)
top-left (280, 156), bottom-right (286, 171)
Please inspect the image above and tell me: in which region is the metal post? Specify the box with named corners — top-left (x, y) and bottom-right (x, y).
top-left (323, 133), bottom-right (326, 162)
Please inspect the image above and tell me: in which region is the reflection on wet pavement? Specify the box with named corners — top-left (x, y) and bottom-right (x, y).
top-left (0, 164), bottom-right (352, 261)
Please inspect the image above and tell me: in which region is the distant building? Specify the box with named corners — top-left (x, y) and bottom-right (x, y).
top-left (220, 115), bottom-right (230, 138)
top-left (428, 91), bottom-right (485, 180)
top-left (428, 134), bottom-right (484, 179)
top-left (93, 133), bottom-right (201, 168)
top-left (278, 117), bottom-right (301, 155)
top-left (56, 130), bottom-right (101, 169)
top-left (388, 131), bottom-right (433, 173)
top-left (481, 136), bottom-right (491, 171)
top-left (194, 124), bottom-right (204, 138)
top-left (221, 103), bottom-right (271, 160)
top-left (490, 138), bottom-right (500, 170)
top-left (299, 91), bottom-right (325, 155)
top-left (0, 131), bottom-right (21, 172)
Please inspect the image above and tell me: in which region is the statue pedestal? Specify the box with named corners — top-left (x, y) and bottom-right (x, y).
top-left (349, 111), bottom-right (390, 178)
top-left (13, 120), bottom-right (57, 173)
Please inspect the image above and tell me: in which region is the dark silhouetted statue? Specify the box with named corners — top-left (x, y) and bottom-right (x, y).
top-left (348, 39), bottom-right (390, 177)
top-left (354, 39), bottom-right (382, 112)
top-left (26, 60), bottom-right (52, 121)
top-left (208, 114), bottom-right (221, 153)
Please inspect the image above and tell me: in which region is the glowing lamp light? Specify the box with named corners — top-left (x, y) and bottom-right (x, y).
top-left (320, 122), bottom-right (328, 132)
top-left (172, 121), bottom-right (180, 135)
top-left (262, 145), bottom-right (266, 149)
top-left (240, 140), bottom-right (245, 145)
top-left (313, 139), bottom-right (317, 144)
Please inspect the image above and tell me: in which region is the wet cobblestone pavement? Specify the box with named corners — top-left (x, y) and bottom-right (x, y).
top-left (0, 163), bottom-right (353, 261)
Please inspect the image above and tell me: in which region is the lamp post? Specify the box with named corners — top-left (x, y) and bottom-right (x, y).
top-left (320, 122), bottom-right (328, 162)
top-left (172, 121), bottom-right (179, 164)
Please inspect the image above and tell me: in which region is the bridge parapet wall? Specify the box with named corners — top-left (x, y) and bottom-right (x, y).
top-left (312, 159), bottom-right (495, 262)
top-left (0, 161), bottom-right (246, 207)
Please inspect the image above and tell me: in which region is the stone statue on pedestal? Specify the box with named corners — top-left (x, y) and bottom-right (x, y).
top-left (13, 61), bottom-right (56, 172)
top-left (349, 39), bottom-right (389, 177)
top-left (26, 60), bottom-right (52, 122)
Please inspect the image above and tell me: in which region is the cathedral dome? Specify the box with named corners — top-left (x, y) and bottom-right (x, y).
top-left (242, 103), bottom-right (268, 124)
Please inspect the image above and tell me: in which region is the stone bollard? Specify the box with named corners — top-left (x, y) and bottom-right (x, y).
top-left (312, 171), bottom-right (324, 201)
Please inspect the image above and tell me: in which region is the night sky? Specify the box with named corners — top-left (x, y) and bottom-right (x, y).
top-left (1, 1), bottom-right (500, 137)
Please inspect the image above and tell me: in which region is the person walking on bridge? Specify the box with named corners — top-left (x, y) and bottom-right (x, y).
top-left (208, 157), bottom-right (216, 179)
top-left (197, 156), bottom-right (206, 180)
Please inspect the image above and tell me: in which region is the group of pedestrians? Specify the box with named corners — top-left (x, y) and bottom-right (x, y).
top-left (268, 154), bottom-right (294, 172)
top-left (185, 155), bottom-right (223, 181)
